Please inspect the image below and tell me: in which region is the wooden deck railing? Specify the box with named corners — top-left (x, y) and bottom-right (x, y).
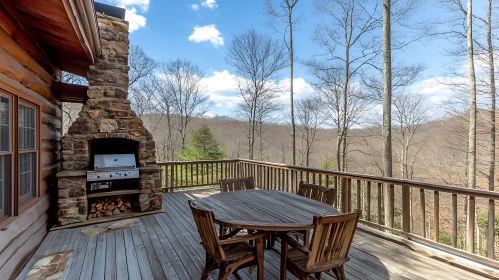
top-left (158, 158), bottom-right (499, 267)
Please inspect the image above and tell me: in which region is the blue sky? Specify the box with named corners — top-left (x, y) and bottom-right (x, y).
top-left (102, 0), bottom-right (489, 119)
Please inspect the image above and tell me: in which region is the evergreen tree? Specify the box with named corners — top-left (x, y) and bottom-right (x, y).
top-left (179, 124), bottom-right (226, 160)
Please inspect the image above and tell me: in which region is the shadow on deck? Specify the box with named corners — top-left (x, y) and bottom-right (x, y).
top-left (17, 188), bottom-right (489, 280)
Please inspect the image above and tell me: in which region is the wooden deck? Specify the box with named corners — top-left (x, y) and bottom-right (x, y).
top-left (17, 188), bottom-right (489, 280)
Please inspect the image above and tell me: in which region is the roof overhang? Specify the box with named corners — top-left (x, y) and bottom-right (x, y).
top-left (10, 0), bottom-right (102, 77)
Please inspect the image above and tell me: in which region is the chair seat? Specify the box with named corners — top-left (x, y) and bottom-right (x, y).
top-left (287, 248), bottom-right (348, 273)
top-left (222, 242), bottom-right (255, 261)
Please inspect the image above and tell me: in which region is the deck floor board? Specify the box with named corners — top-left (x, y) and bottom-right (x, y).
top-left (17, 188), bottom-right (490, 280)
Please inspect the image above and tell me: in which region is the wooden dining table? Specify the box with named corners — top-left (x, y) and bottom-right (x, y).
top-left (194, 189), bottom-right (340, 280)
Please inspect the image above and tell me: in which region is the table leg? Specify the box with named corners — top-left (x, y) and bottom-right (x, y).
top-left (280, 235), bottom-right (287, 280)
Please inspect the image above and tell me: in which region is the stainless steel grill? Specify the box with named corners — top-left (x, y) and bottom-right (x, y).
top-left (87, 154), bottom-right (139, 182)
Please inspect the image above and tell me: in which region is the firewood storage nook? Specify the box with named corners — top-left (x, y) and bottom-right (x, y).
top-left (55, 12), bottom-right (162, 227)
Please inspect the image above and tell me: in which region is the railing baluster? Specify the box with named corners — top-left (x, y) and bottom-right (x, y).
top-left (326, 175), bottom-right (329, 189)
top-left (377, 183), bottom-right (382, 225)
top-left (488, 199), bottom-right (495, 259)
top-left (402, 184), bottom-right (410, 233)
top-left (215, 162), bottom-right (218, 184)
top-left (467, 195), bottom-right (475, 253)
top-left (286, 170), bottom-right (289, 192)
top-left (452, 193), bottom-right (457, 247)
top-left (341, 178), bottom-right (347, 213)
top-left (434, 190), bottom-right (439, 242)
top-left (357, 180), bottom-right (361, 211)
top-left (366, 181), bottom-right (371, 221)
top-left (420, 189), bottom-right (426, 238)
top-left (388, 184), bottom-right (394, 228)
top-left (347, 179), bottom-right (352, 212)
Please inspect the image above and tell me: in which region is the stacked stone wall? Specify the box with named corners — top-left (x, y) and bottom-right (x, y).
top-left (56, 13), bottom-right (162, 226)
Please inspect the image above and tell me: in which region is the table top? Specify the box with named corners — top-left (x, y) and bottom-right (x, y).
top-left (194, 189), bottom-right (340, 231)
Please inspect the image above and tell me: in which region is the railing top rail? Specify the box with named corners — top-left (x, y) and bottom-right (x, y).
top-left (157, 159), bottom-right (239, 165)
top-left (236, 159), bottom-right (499, 200)
top-left (159, 158), bottom-right (499, 199)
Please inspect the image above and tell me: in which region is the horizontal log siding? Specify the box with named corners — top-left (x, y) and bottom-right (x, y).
top-left (0, 10), bottom-right (60, 279)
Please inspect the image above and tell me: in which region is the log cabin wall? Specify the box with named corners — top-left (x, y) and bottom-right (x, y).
top-left (0, 2), bottom-right (62, 279)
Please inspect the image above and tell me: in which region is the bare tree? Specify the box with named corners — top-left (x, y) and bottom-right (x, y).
top-left (307, 67), bottom-right (371, 171)
top-left (264, 0), bottom-right (301, 165)
top-left (382, 0), bottom-right (393, 181)
top-left (393, 93), bottom-right (431, 179)
top-left (225, 29), bottom-right (288, 159)
top-left (295, 95), bottom-right (325, 166)
top-left (308, 0), bottom-right (382, 171)
top-left (161, 59), bottom-right (212, 146)
top-left (61, 72), bottom-right (87, 133)
top-left (153, 75), bottom-right (178, 161)
top-left (128, 45), bottom-right (157, 88)
top-left (473, 0), bottom-right (496, 258)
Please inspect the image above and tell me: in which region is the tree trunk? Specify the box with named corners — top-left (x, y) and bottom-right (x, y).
top-left (382, 0), bottom-right (393, 228)
top-left (289, 9), bottom-right (296, 166)
top-left (486, 0), bottom-right (496, 259)
top-left (465, 0), bottom-right (477, 253)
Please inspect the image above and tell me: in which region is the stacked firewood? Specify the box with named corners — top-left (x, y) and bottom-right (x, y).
top-left (87, 196), bottom-right (138, 219)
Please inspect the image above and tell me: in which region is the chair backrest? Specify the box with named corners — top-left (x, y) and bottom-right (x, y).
top-left (297, 181), bottom-right (336, 205)
top-left (220, 177), bottom-right (255, 192)
top-left (188, 200), bottom-right (225, 260)
top-left (305, 211), bottom-right (360, 271)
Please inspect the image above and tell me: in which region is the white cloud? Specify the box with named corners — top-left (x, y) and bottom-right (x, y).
top-left (111, 0), bottom-right (149, 11)
top-left (201, 0), bottom-right (217, 8)
top-left (110, 0), bottom-right (149, 32)
top-left (190, 4), bottom-right (200, 11)
top-left (202, 70), bottom-right (241, 109)
top-left (202, 70), bottom-right (317, 116)
top-left (188, 24), bottom-right (224, 47)
top-left (124, 7), bottom-right (147, 33)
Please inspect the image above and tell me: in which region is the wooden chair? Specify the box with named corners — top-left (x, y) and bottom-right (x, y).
top-left (291, 181), bottom-right (336, 246)
top-left (279, 211), bottom-right (360, 280)
top-left (220, 177), bottom-right (255, 192)
top-left (297, 181), bottom-right (336, 205)
top-left (189, 200), bottom-right (268, 280)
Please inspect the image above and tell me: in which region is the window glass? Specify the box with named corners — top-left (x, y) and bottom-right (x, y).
top-left (19, 104), bottom-right (37, 202)
top-left (19, 153), bottom-right (36, 198)
top-left (19, 105), bottom-right (35, 151)
top-left (0, 155), bottom-right (5, 213)
top-left (0, 96), bottom-right (9, 152)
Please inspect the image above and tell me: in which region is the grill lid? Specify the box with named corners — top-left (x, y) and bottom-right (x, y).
top-left (94, 154), bottom-right (136, 170)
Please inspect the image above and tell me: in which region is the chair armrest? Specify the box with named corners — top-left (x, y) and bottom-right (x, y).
top-left (219, 228), bottom-right (242, 240)
top-left (279, 232), bottom-right (310, 254)
top-left (218, 231), bottom-right (270, 245)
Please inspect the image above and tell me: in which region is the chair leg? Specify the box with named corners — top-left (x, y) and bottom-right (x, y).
top-left (314, 272), bottom-right (322, 279)
top-left (304, 230), bottom-right (311, 246)
top-left (332, 265), bottom-right (346, 280)
top-left (201, 253), bottom-right (215, 280)
top-left (233, 271), bottom-right (243, 280)
top-left (218, 262), bottom-right (230, 280)
top-left (256, 237), bottom-right (265, 280)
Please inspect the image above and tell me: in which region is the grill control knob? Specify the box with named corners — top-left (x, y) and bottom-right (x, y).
top-left (110, 174), bottom-right (113, 178)
top-left (124, 173), bottom-right (128, 177)
top-left (97, 174), bottom-right (101, 179)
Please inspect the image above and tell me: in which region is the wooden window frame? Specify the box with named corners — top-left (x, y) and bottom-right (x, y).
top-left (0, 86), bottom-right (41, 221)
top-left (18, 101), bottom-right (39, 207)
top-left (0, 91), bottom-right (13, 222)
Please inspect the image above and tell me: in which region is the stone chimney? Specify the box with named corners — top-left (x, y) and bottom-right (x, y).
top-left (57, 13), bottom-right (162, 226)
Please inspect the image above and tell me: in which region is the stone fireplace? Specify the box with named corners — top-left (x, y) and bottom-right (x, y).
top-left (56, 13), bottom-right (162, 226)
